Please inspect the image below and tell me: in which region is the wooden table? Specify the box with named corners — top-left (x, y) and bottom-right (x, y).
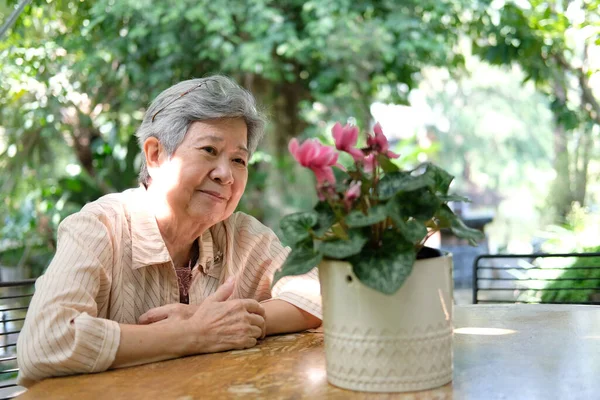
top-left (18, 305), bottom-right (600, 399)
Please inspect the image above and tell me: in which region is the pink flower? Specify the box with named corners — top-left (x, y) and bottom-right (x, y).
top-left (289, 138), bottom-right (339, 185)
top-left (367, 123), bottom-right (400, 159)
top-left (363, 154), bottom-right (376, 174)
top-left (344, 181), bottom-right (362, 208)
top-left (332, 123), bottom-right (364, 161)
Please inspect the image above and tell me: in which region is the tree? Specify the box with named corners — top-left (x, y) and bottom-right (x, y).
top-left (0, 0), bottom-right (477, 269)
top-left (421, 61), bottom-right (554, 205)
top-left (471, 0), bottom-right (600, 221)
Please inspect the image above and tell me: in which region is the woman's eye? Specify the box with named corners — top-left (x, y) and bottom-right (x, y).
top-left (202, 147), bottom-right (217, 155)
top-left (234, 158), bottom-right (247, 166)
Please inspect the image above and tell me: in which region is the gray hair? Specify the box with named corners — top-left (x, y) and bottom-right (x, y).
top-left (136, 75), bottom-right (267, 185)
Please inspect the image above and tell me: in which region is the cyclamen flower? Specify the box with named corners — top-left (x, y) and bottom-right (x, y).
top-left (288, 138), bottom-right (339, 185)
top-left (363, 154), bottom-right (376, 174)
top-left (344, 181), bottom-right (362, 209)
top-left (332, 123), bottom-right (364, 161)
top-left (367, 123), bottom-right (400, 159)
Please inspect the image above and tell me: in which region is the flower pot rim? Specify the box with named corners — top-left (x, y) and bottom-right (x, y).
top-left (321, 250), bottom-right (452, 265)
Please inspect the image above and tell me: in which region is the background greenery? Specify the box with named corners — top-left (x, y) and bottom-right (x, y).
top-left (1, 0), bottom-right (599, 287)
top-left (540, 246), bottom-right (600, 303)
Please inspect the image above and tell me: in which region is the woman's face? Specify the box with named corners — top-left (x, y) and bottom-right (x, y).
top-left (152, 118), bottom-right (249, 226)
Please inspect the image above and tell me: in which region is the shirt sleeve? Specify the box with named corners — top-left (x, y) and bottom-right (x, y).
top-left (228, 213), bottom-right (322, 319)
top-left (17, 211), bottom-right (121, 387)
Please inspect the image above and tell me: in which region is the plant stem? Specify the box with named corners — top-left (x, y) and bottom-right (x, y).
top-left (373, 157), bottom-right (386, 245)
top-left (419, 228), bottom-right (440, 249)
top-left (326, 197), bottom-right (349, 235)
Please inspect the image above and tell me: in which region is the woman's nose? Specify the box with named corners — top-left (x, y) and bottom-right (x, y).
top-left (209, 160), bottom-right (234, 184)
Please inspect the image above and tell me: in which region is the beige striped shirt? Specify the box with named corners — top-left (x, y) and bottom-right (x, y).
top-left (16, 187), bottom-right (321, 387)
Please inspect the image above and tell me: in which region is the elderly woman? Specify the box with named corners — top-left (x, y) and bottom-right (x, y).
top-left (17, 76), bottom-right (322, 387)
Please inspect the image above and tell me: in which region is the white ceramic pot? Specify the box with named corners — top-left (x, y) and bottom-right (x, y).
top-left (318, 254), bottom-right (453, 392)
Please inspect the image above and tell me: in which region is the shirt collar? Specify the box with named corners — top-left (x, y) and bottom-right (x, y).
top-left (198, 228), bottom-right (224, 278)
top-left (127, 186), bottom-right (226, 276)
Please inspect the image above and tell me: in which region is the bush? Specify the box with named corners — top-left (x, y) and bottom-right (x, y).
top-left (540, 246), bottom-right (600, 303)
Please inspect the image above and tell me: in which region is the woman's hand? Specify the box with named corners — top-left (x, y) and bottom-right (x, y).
top-left (139, 277), bottom-right (266, 353)
top-left (138, 304), bottom-right (199, 325)
top-left (187, 280), bottom-right (267, 353)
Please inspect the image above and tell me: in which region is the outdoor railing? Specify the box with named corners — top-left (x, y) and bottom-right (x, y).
top-left (473, 252), bottom-right (600, 305)
top-left (0, 279), bottom-right (36, 400)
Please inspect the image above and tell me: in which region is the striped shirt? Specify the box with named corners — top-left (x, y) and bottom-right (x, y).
top-left (16, 187), bottom-right (321, 387)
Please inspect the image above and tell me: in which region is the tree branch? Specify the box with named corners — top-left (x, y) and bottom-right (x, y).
top-left (554, 52), bottom-right (600, 126)
top-left (0, 0), bottom-right (32, 39)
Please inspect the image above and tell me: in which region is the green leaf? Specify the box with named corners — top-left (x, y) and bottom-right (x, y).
top-left (279, 211), bottom-right (318, 245)
top-left (313, 201), bottom-right (336, 237)
top-left (331, 223), bottom-right (349, 240)
top-left (349, 234), bottom-right (416, 295)
top-left (401, 219), bottom-right (428, 243)
top-left (438, 194), bottom-right (471, 203)
top-left (332, 166), bottom-right (350, 183)
top-left (319, 230), bottom-right (368, 259)
top-left (391, 188), bottom-right (441, 221)
top-left (437, 205), bottom-right (485, 246)
top-left (378, 171), bottom-right (434, 200)
top-left (345, 205), bottom-right (387, 227)
top-left (377, 154), bottom-right (399, 173)
top-left (423, 163), bottom-right (454, 195)
top-left (436, 204), bottom-right (453, 229)
top-left (272, 246), bottom-right (322, 288)
top-left (386, 201), bottom-right (428, 243)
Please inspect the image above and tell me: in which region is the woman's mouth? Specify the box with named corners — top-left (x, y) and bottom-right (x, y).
top-left (198, 190), bottom-right (227, 201)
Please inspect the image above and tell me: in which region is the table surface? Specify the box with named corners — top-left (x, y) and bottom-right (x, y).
top-left (18, 304), bottom-right (600, 399)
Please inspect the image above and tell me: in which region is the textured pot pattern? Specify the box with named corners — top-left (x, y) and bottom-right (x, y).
top-left (318, 255), bottom-right (453, 392)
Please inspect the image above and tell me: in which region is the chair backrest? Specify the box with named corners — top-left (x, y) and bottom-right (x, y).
top-left (0, 279), bottom-right (36, 400)
top-left (473, 252), bottom-right (600, 305)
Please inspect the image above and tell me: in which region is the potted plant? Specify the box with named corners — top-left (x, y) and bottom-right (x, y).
top-left (272, 122), bottom-right (483, 393)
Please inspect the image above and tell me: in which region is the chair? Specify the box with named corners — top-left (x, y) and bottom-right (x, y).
top-left (472, 252), bottom-right (600, 304)
top-left (0, 279), bottom-right (36, 400)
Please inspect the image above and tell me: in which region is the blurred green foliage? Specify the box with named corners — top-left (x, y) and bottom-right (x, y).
top-left (538, 205), bottom-right (600, 303)
top-left (0, 0), bottom-right (599, 277)
top-left (422, 61), bottom-right (554, 198)
top-left (1, 0), bottom-right (473, 274)
top-left (540, 247), bottom-right (600, 304)
top-left (470, 0), bottom-right (600, 221)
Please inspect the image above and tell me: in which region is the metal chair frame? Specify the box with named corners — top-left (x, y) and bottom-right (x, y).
top-left (472, 252), bottom-right (600, 305)
top-left (0, 278), bottom-right (36, 400)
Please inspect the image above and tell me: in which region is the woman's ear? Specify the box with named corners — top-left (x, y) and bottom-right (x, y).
top-left (143, 137), bottom-right (165, 180)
